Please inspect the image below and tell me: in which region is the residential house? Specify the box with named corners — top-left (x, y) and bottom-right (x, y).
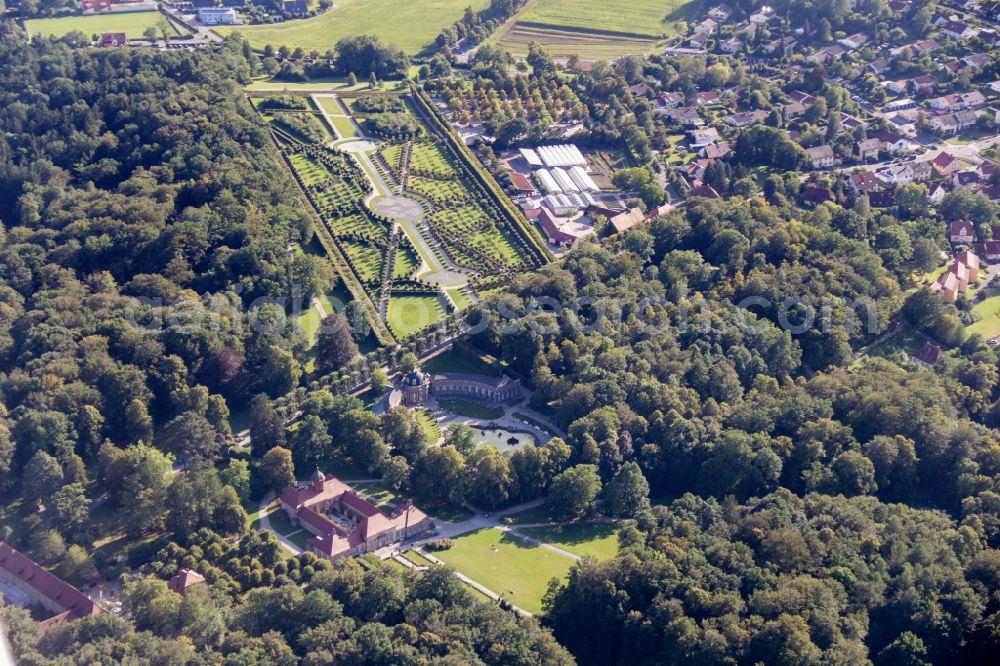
top-left (942, 20), bottom-right (977, 39)
top-left (694, 90), bottom-right (721, 105)
top-left (912, 341), bottom-right (943, 366)
top-left (667, 106), bottom-right (703, 125)
top-left (719, 36), bottom-right (744, 53)
top-left (689, 127), bottom-right (721, 147)
top-left (929, 90), bottom-right (986, 111)
top-left (688, 32), bottom-right (711, 48)
top-left (694, 18), bottom-right (718, 35)
top-left (886, 80), bottom-right (910, 94)
top-left (868, 58), bottom-right (891, 75)
top-left (687, 183), bottom-right (722, 198)
top-left (658, 91), bottom-right (684, 108)
top-left (877, 164), bottom-right (916, 186)
top-left (849, 171), bottom-right (881, 193)
top-left (963, 53), bottom-right (991, 69)
top-left (282, 0), bottom-right (308, 14)
top-left (931, 269), bottom-right (965, 302)
top-left (806, 145), bottom-right (836, 168)
top-left (928, 182), bottom-right (949, 203)
top-left (683, 159), bottom-right (713, 181)
top-left (930, 110), bottom-right (979, 135)
top-left (974, 240), bottom-right (1000, 260)
top-left (957, 250), bottom-right (981, 281)
top-left (856, 137), bottom-right (881, 161)
top-left (809, 45), bottom-right (846, 63)
top-left (99, 32), bottom-right (126, 47)
top-left (950, 219), bottom-right (977, 244)
top-left (802, 186), bottom-right (837, 206)
top-left (749, 5), bottom-right (775, 22)
top-left (912, 159), bottom-right (933, 180)
top-left (870, 128), bottom-right (909, 154)
top-left (168, 569), bottom-right (207, 596)
top-left (932, 151), bottom-right (963, 177)
top-left (838, 32), bottom-right (869, 49)
top-left (869, 191), bottom-right (897, 208)
top-left (989, 80), bottom-right (1000, 93)
top-left (701, 141), bottom-right (731, 159)
top-left (708, 3), bottom-right (733, 21)
top-left (628, 82), bottom-right (651, 96)
top-left (764, 36), bottom-right (797, 53)
top-left (909, 74), bottom-right (937, 94)
top-left (784, 101), bottom-right (806, 117)
top-left (938, 60), bottom-right (966, 76)
top-left (725, 109), bottom-right (768, 127)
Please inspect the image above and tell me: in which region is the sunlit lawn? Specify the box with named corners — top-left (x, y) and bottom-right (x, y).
top-left (434, 528), bottom-right (574, 613)
top-left (519, 523), bottom-right (621, 560)
top-left (967, 294), bottom-right (1000, 339)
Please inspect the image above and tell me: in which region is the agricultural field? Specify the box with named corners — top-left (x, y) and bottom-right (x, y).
top-left (25, 10), bottom-right (184, 39)
top-left (217, 0), bottom-right (492, 55)
top-left (434, 527), bottom-right (575, 614)
top-left (495, 0), bottom-right (695, 58)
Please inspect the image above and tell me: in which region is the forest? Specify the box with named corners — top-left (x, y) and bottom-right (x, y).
top-left (2, 9), bottom-right (1000, 666)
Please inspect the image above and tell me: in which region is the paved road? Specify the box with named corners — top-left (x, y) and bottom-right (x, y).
top-left (257, 492), bottom-right (303, 556)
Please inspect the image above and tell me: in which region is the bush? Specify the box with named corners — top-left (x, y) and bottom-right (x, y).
top-left (426, 538), bottom-right (453, 551)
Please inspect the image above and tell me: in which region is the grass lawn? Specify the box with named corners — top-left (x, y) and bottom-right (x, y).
top-left (402, 549), bottom-right (435, 566)
top-left (503, 504), bottom-right (552, 525)
top-left (414, 408), bottom-right (442, 444)
top-left (25, 11), bottom-right (183, 39)
top-left (264, 506), bottom-right (312, 550)
top-left (351, 481), bottom-right (404, 510)
top-left (445, 286), bottom-right (474, 310)
top-left (219, 0), bottom-right (492, 55)
top-left (438, 399), bottom-right (504, 420)
top-left (519, 523), bottom-right (621, 560)
top-left (968, 294), bottom-right (1000, 339)
top-left (423, 503), bottom-right (475, 522)
top-left (424, 350), bottom-right (500, 377)
top-left (387, 294), bottom-right (448, 338)
top-left (434, 528), bottom-right (574, 614)
top-left (246, 77), bottom-right (368, 92)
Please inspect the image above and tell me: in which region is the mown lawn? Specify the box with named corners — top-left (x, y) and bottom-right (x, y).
top-left (968, 294), bottom-right (1000, 339)
top-left (414, 408), bottom-right (442, 444)
top-left (387, 294), bottom-right (447, 338)
top-left (25, 11), bottom-right (182, 38)
top-left (437, 399), bottom-right (504, 420)
top-left (519, 523), bottom-right (621, 560)
top-left (219, 0), bottom-right (491, 55)
top-left (434, 528), bottom-right (574, 614)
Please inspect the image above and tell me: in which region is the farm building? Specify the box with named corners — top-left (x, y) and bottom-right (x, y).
top-left (551, 167), bottom-right (579, 193)
top-left (535, 168), bottom-right (560, 194)
top-left (198, 7), bottom-right (241, 24)
top-left (535, 144), bottom-right (587, 168)
top-left (568, 166), bottom-right (600, 192)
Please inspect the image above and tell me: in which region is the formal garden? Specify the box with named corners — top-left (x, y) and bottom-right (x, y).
top-left (253, 90), bottom-right (551, 344)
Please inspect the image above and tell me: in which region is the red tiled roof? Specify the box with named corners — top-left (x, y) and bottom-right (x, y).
top-left (913, 341), bottom-right (942, 365)
top-left (510, 173), bottom-right (534, 192)
top-left (0, 543), bottom-right (103, 621)
top-left (168, 569), bottom-right (206, 595)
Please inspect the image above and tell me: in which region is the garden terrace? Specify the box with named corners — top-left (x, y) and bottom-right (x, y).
top-left (409, 141), bottom-right (458, 178)
top-left (271, 112), bottom-right (330, 144)
top-left (408, 175), bottom-right (471, 206)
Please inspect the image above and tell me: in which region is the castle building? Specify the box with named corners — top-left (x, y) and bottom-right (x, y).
top-left (279, 472), bottom-right (431, 560)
